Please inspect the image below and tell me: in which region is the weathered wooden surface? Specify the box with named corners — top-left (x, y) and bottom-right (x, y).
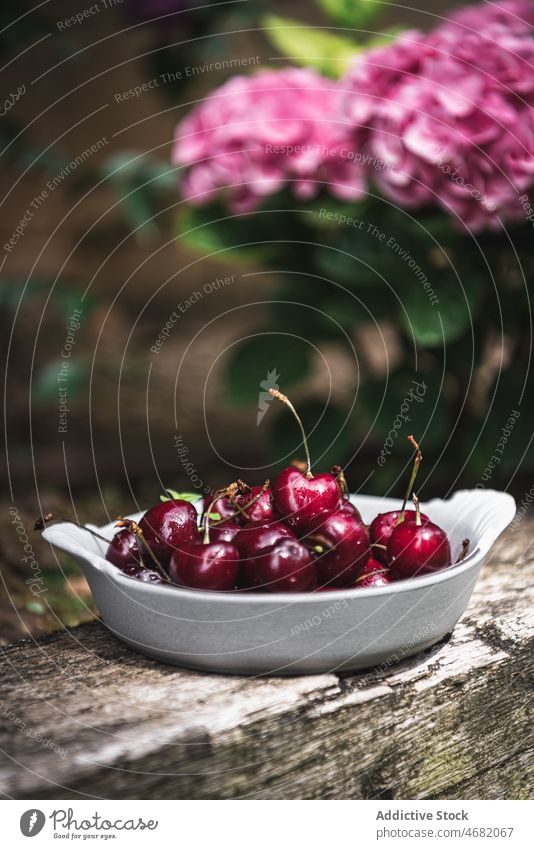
top-left (1, 518), bottom-right (533, 800)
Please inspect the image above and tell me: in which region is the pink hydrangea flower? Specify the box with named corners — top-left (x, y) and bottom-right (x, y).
top-left (172, 68), bottom-right (366, 212)
top-left (174, 1), bottom-right (534, 230)
top-left (343, 0), bottom-right (534, 229)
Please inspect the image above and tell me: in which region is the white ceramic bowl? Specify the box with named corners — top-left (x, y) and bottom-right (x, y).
top-left (43, 489), bottom-right (515, 676)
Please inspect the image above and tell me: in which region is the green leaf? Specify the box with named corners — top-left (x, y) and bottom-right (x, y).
top-left (117, 184), bottom-right (159, 239)
top-left (55, 288), bottom-right (92, 323)
top-left (33, 359), bottom-right (87, 404)
top-left (160, 490), bottom-right (201, 503)
top-left (208, 512), bottom-right (221, 521)
top-left (299, 198), bottom-right (366, 230)
top-left (0, 276), bottom-right (52, 313)
top-left (313, 0), bottom-right (384, 29)
top-left (401, 274), bottom-right (484, 348)
top-left (262, 15), bottom-right (359, 77)
top-left (25, 601), bottom-right (45, 615)
top-left (101, 152), bottom-right (176, 240)
top-left (177, 206), bottom-right (269, 261)
top-left (224, 335), bottom-right (312, 407)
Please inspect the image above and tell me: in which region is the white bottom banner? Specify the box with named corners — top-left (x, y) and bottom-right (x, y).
top-left (3, 799), bottom-right (532, 848)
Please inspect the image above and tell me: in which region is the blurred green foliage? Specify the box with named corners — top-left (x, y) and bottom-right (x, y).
top-left (178, 192), bottom-right (534, 494)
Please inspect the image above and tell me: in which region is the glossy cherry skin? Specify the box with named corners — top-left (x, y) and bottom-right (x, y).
top-left (208, 522), bottom-right (241, 545)
top-left (240, 539), bottom-right (317, 593)
top-left (387, 520), bottom-right (451, 579)
top-left (207, 493), bottom-right (240, 522)
top-left (121, 564), bottom-right (165, 584)
top-left (311, 510), bottom-right (370, 588)
top-left (169, 541), bottom-right (240, 591)
top-left (107, 529), bottom-right (141, 570)
top-left (339, 500), bottom-right (362, 521)
top-left (139, 500), bottom-right (200, 566)
top-left (208, 488), bottom-right (275, 526)
top-left (235, 521), bottom-right (296, 560)
top-left (240, 486), bottom-right (275, 525)
top-left (358, 571), bottom-right (391, 588)
top-left (357, 557), bottom-right (391, 588)
top-left (369, 509), bottom-right (428, 564)
top-left (271, 467), bottom-right (341, 534)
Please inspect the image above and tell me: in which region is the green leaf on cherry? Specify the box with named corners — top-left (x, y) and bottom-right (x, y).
top-left (160, 490), bottom-right (201, 503)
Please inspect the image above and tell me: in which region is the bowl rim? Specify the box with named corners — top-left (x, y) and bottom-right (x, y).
top-left (43, 488), bottom-right (516, 605)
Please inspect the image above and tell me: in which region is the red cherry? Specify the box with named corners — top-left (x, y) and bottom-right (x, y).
top-left (338, 499), bottom-right (362, 521)
top-left (362, 556), bottom-right (387, 574)
top-left (35, 514), bottom-right (171, 580)
top-left (370, 434), bottom-right (427, 564)
top-left (240, 485), bottom-right (275, 525)
top-left (387, 518), bottom-right (451, 579)
top-left (207, 493), bottom-right (239, 522)
top-left (369, 509), bottom-right (429, 564)
top-left (139, 500), bottom-right (200, 566)
top-left (240, 539), bottom-right (317, 593)
top-left (356, 557), bottom-right (391, 588)
top-left (206, 481), bottom-right (272, 526)
top-left (310, 510), bottom-right (370, 588)
top-left (208, 521), bottom-right (241, 545)
top-left (358, 571), bottom-right (390, 588)
top-left (272, 467), bottom-right (341, 534)
top-left (107, 528), bottom-right (141, 570)
top-left (169, 541), bottom-right (240, 591)
top-left (235, 521), bottom-right (296, 560)
top-left (268, 388), bottom-right (342, 534)
top-left (121, 564), bottom-right (166, 584)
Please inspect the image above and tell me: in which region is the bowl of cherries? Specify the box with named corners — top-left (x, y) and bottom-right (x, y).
top-left (39, 390), bottom-right (516, 676)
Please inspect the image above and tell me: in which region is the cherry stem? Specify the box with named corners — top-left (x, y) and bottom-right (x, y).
top-left (371, 543), bottom-right (388, 552)
top-left (331, 465), bottom-right (348, 498)
top-left (302, 533), bottom-right (333, 553)
top-left (237, 479), bottom-right (270, 523)
top-left (202, 494), bottom-right (222, 544)
top-left (202, 480), bottom-right (248, 528)
top-left (115, 518), bottom-right (168, 580)
top-left (412, 493), bottom-right (422, 526)
top-left (356, 567), bottom-right (387, 583)
top-left (201, 483), bottom-right (241, 543)
top-left (34, 513), bottom-right (111, 546)
top-left (208, 479), bottom-right (272, 528)
top-left (269, 388), bottom-right (312, 478)
top-left (397, 435), bottom-right (422, 525)
top-left (455, 538), bottom-right (470, 563)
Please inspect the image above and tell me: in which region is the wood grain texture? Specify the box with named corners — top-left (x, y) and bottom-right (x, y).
top-left (1, 518), bottom-right (533, 800)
